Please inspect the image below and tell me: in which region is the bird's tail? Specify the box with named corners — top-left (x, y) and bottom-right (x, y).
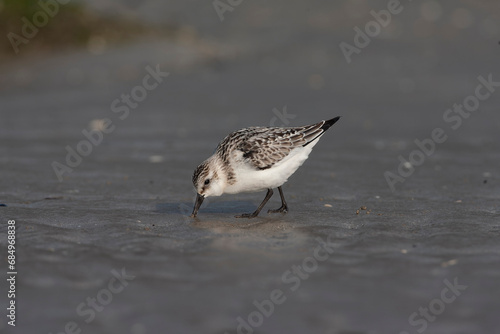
top-left (302, 116), bottom-right (341, 147)
top-left (321, 116), bottom-right (341, 131)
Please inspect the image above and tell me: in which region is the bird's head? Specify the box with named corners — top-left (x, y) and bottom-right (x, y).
top-left (190, 157), bottom-right (225, 217)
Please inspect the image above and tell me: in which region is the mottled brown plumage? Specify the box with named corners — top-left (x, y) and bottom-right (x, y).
top-left (214, 120), bottom-right (326, 171)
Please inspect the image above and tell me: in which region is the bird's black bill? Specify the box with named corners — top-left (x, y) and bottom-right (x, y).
top-left (190, 193), bottom-right (205, 218)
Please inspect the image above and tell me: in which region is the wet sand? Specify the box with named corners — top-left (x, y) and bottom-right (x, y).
top-left (1, 1), bottom-right (499, 333)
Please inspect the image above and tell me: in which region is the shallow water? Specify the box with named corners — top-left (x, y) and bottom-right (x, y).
top-left (1, 1), bottom-right (500, 333)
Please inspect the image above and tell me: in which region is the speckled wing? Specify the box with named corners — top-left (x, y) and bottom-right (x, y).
top-left (234, 120), bottom-right (329, 170)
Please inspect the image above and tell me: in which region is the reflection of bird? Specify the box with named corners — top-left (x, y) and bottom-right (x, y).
top-left (190, 117), bottom-right (341, 218)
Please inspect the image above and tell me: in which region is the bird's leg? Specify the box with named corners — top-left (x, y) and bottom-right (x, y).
top-left (267, 186), bottom-right (288, 214)
top-left (236, 188), bottom-right (273, 218)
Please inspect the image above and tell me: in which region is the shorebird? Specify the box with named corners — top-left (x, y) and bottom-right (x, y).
top-left (190, 116), bottom-right (341, 218)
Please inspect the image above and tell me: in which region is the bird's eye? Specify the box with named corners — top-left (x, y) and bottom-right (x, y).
top-left (204, 179), bottom-right (210, 185)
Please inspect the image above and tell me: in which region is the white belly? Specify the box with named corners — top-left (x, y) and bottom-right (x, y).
top-left (223, 138), bottom-right (319, 194)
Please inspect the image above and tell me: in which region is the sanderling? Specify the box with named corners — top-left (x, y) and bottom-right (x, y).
top-left (190, 116), bottom-right (341, 218)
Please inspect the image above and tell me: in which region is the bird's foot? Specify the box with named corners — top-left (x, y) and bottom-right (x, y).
top-left (235, 211), bottom-right (259, 218)
top-left (267, 205), bottom-right (288, 214)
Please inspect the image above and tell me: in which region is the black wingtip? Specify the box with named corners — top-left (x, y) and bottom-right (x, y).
top-left (321, 116), bottom-right (341, 131)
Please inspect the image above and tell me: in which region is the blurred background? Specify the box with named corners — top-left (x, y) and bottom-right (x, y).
top-left (0, 1), bottom-right (499, 333)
